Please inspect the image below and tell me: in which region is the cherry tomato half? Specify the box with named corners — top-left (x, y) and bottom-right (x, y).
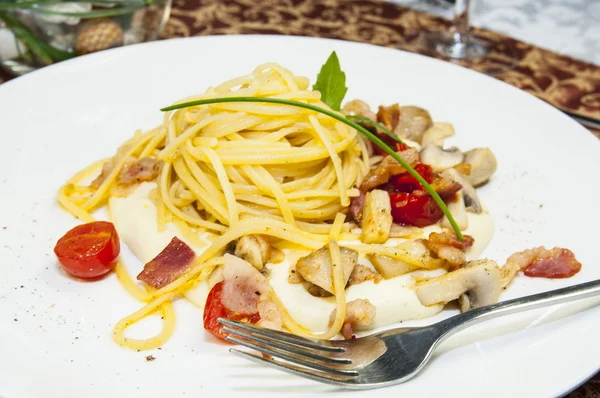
top-left (389, 163), bottom-right (433, 193)
top-left (389, 192), bottom-right (443, 227)
top-left (203, 281), bottom-right (261, 341)
top-left (54, 221), bottom-right (120, 279)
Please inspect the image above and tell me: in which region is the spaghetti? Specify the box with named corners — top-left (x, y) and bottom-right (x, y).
top-left (58, 63), bottom-right (368, 349)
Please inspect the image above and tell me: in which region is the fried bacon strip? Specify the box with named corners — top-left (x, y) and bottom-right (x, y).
top-left (424, 232), bottom-right (474, 269)
top-left (501, 247), bottom-right (582, 288)
top-left (430, 174), bottom-right (463, 201)
top-left (221, 254), bottom-right (271, 315)
top-left (376, 104), bottom-right (400, 131)
top-left (137, 237), bottom-right (196, 288)
top-left (117, 157), bottom-right (161, 186)
top-left (348, 190), bottom-right (366, 222)
top-left (359, 148), bottom-right (419, 192)
top-left (329, 298), bottom-right (376, 340)
top-left (348, 264), bottom-right (382, 286)
top-left (92, 156), bottom-right (161, 188)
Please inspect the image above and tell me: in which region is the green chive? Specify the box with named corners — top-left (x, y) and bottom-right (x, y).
top-left (347, 114), bottom-right (404, 144)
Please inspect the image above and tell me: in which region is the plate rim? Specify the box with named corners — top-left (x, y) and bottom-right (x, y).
top-left (1, 34), bottom-right (599, 398)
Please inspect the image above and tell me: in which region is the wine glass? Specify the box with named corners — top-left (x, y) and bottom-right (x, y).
top-left (434, 0), bottom-right (487, 59)
top-left (411, 0), bottom-right (516, 74)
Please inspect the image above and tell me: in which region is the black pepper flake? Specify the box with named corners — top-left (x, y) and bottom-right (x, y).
top-left (13, 318), bottom-right (17, 322)
top-left (145, 355), bottom-right (156, 362)
top-left (254, 291), bottom-right (260, 295)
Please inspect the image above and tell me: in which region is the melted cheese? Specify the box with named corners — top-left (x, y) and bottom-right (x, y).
top-left (109, 182), bottom-right (494, 333)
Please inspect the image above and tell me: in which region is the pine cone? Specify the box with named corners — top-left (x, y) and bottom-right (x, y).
top-left (75, 19), bottom-right (124, 55)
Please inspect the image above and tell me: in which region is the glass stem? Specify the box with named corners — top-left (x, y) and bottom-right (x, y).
top-left (452, 0), bottom-right (471, 43)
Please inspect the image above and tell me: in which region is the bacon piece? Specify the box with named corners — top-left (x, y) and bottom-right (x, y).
top-left (256, 295), bottom-right (283, 331)
top-left (377, 104), bottom-right (400, 131)
top-left (90, 156), bottom-right (161, 189)
top-left (90, 161), bottom-right (114, 188)
top-left (221, 254), bottom-right (270, 315)
top-left (329, 299), bottom-right (376, 339)
top-left (348, 190), bottom-right (366, 222)
top-left (359, 148), bottom-right (419, 192)
top-left (430, 174), bottom-right (463, 200)
top-left (501, 247), bottom-right (582, 287)
top-left (117, 157), bottom-right (161, 186)
top-left (137, 237), bottom-right (196, 288)
top-left (348, 264), bottom-right (382, 286)
top-left (424, 232), bottom-right (475, 269)
top-left (341, 323), bottom-right (354, 340)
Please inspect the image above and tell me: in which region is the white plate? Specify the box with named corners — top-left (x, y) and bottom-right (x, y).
top-left (1, 35), bottom-right (599, 398)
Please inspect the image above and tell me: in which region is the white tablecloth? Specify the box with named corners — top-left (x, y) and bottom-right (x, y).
top-left (392, 0), bottom-right (600, 65)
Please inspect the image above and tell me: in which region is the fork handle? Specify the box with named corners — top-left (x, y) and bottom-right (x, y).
top-left (437, 279), bottom-right (600, 339)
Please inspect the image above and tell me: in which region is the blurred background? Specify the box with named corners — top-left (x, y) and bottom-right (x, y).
top-left (0, 0), bottom-right (598, 77)
top-left (393, 0), bottom-right (599, 65)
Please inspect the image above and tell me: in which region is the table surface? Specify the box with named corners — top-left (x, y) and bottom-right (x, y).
top-left (1, 0), bottom-right (599, 396)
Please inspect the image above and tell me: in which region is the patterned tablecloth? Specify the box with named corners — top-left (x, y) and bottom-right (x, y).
top-left (1, 0), bottom-right (599, 396)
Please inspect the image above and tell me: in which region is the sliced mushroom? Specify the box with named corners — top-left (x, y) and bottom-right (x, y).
top-left (342, 99), bottom-right (376, 121)
top-left (389, 223), bottom-right (423, 239)
top-left (463, 148), bottom-right (498, 187)
top-left (367, 239), bottom-right (443, 278)
top-left (420, 145), bottom-right (464, 172)
top-left (306, 284), bottom-right (333, 297)
top-left (368, 254), bottom-right (420, 279)
top-left (394, 106), bottom-right (433, 143)
top-left (288, 266), bottom-right (304, 284)
top-left (452, 163), bottom-right (472, 176)
top-left (440, 168), bottom-right (482, 214)
top-left (234, 235), bottom-right (272, 270)
top-left (295, 245), bottom-right (358, 294)
top-left (421, 122), bottom-right (455, 147)
top-left (415, 259), bottom-right (502, 311)
top-left (441, 189), bottom-right (468, 231)
top-left (361, 189), bottom-right (392, 244)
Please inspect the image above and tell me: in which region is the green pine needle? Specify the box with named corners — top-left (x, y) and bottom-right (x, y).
top-left (161, 97), bottom-right (464, 240)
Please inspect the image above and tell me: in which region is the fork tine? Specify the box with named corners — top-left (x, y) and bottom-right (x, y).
top-left (222, 326), bottom-right (351, 365)
top-left (218, 318), bottom-right (344, 353)
top-left (225, 335), bottom-right (359, 377)
top-left (230, 348), bottom-right (357, 386)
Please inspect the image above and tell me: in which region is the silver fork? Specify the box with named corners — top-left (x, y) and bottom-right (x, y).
top-left (218, 279), bottom-right (600, 390)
